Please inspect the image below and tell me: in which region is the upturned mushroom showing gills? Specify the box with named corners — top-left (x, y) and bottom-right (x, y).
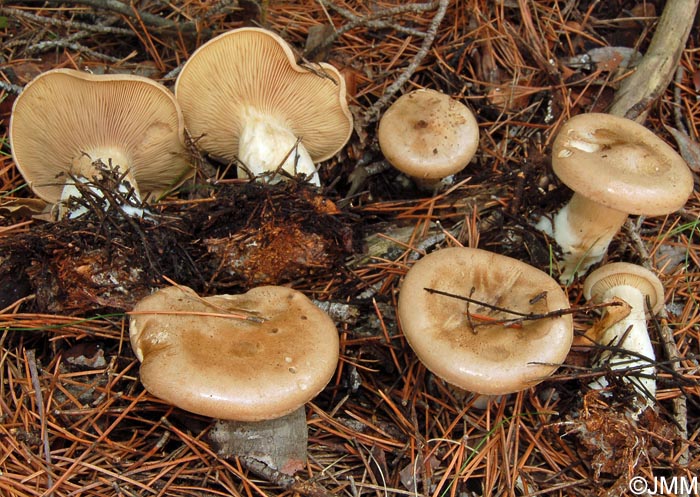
top-left (10, 68), bottom-right (191, 218)
top-left (583, 262), bottom-right (665, 414)
top-left (397, 247), bottom-right (573, 396)
top-left (175, 27), bottom-right (353, 186)
top-left (378, 89), bottom-right (479, 190)
top-left (536, 113), bottom-right (693, 282)
top-left (129, 285), bottom-right (339, 474)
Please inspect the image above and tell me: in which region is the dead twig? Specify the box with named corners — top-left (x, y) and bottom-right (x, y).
top-left (361, 0), bottom-right (450, 123)
top-left (44, 0), bottom-right (201, 33)
top-left (26, 349), bottom-right (54, 494)
top-left (624, 218), bottom-right (690, 469)
top-left (423, 287), bottom-right (622, 327)
top-left (306, 1), bottom-right (439, 60)
top-left (0, 7), bottom-right (133, 36)
top-left (673, 65), bottom-right (689, 134)
top-left (25, 38), bottom-right (127, 63)
top-left (0, 80), bottom-right (23, 94)
top-left (608, 0), bottom-right (699, 119)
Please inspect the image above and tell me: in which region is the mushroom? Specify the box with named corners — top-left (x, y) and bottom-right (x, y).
top-left (10, 68), bottom-right (191, 218)
top-left (129, 284), bottom-right (339, 474)
top-left (583, 262), bottom-right (664, 413)
top-left (397, 247), bottom-right (573, 396)
top-left (377, 89), bottom-right (479, 190)
top-left (174, 27), bottom-right (353, 186)
top-left (536, 113), bottom-right (693, 281)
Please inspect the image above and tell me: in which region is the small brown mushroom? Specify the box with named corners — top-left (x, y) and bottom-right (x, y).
top-left (536, 113), bottom-right (693, 281)
top-left (10, 68), bottom-right (191, 217)
top-left (129, 284), bottom-right (339, 474)
top-left (175, 27), bottom-right (353, 186)
top-left (397, 247), bottom-right (573, 396)
top-left (583, 262), bottom-right (665, 413)
top-left (378, 89), bottom-right (479, 190)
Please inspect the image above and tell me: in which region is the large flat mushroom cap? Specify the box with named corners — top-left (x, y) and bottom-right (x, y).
top-left (378, 89), bottom-right (479, 180)
top-left (551, 113), bottom-right (693, 216)
top-left (10, 68), bottom-right (191, 204)
top-left (398, 247), bottom-right (572, 395)
top-left (174, 27), bottom-right (353, 164)
top-left (130, 285), bottom-right (339, 422)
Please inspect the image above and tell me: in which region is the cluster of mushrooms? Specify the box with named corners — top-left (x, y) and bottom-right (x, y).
top-left (8, 26), bottom-right (695, 473)
top-left (10, 27), bottom-right (353, 217)
top-left (10, 27), bottom-right (353, 473)
top-left (384, 90), bottom-right (693, 417)
top-left (375, 79), bottom-right (692, 417)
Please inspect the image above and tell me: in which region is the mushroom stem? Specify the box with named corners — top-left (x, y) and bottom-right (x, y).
top-left (58, 151), bottom-right (144, 219)
top-left (536, 193), bottom-right (629, 282)
top-left (208, 406), bottom-right (308, 475)
top-left (468, 393), bottom-right (503, 410)
top-left (589, 284), bottom-right (656, 413)
top-left (238, 110), bottom-right (319, 186)
top-left (59, 179), bottom-right (145, 219)
top-left (440, 379), bottom-right (505, 409)
top-left (411, 174), bottom-right (454, 192)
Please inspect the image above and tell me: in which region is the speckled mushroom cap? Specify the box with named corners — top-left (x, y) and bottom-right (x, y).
top-left (583, 262), bottom-right (665, 317)
top-left (10, 68), bottom-right (191, 204)
top-left (174, 27), bottom-right (353, 164)
top-left (130, 285), bottom-right (339, 422)
top-left (397, 247), bottom-right (573, 395)
top-left (552, 113), bottom-right (693, 216)
top-left (377, 89), bottom-right (479, 180)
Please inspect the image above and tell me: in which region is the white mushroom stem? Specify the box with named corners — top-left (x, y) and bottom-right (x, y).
top-left (468, 393), bottom-right (503, 410)
top-left (590, 284), bottom-right (656, 413)
top-left (536, 193), bottom-right (629, 282)
top-left (58, 153), bottom-right (145, 219)
top-left (59, 179), bottom-right (146, 219)
top-left (208, 406), bottom-right (308, 475)
top-left (411, 174), bottom-right (454, 192)
top-left (238, 110), bottom-right (320, 186)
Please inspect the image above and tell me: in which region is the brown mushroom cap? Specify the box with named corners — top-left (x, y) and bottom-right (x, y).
top-left (174, 27), bottom-right (353, 164)
top-left (398, 247), bottom-right (572, 395)
top-left (552, 113), bottom-right (693, 216)
top-left (10, 68), bottom-right (191, 204)
top-left (583, 262), bottom-right (665, 316)
top-left (377, 89), bottom-right (479, 180)
top-left (130, 285), bottom-right (339, 422)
